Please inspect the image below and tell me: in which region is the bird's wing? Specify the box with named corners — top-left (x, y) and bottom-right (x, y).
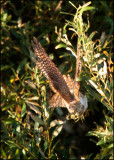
top-left (31, 37), bottom-right (74, 104)
top-left (48, 92), bottom-right (67, 108)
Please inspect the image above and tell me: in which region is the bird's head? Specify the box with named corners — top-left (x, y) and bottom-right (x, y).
top-left (67, 93), bottom-right (88, 121)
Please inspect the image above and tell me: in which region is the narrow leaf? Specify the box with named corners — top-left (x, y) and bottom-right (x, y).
top-left (21, 103), bottom-right (26, 118)
top-left (30, 115), bottom-right (44, 125)
top-left (55, 44), bottom-right (67, 49)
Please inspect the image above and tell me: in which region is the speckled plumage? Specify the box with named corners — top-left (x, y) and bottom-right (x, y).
top-left (31, 37), bottom-right (87, 115)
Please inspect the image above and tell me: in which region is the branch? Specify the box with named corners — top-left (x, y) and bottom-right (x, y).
top-left (74, 43), bottom-right (82, 101)
top-left (55, 0), bottom-right (63, 12)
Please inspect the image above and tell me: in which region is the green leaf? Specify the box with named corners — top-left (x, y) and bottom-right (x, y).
top-left (17, 58), bottom-right (27, 74)
top-left (55, 44), bottom-right (67, 49)
top-left (44, 141), bottom-right (48, 151)
top-left (79, 6), bottom-right (95, 15)
top-left (39, 149), bottom-right (46, 158)
top-left (35, 135), bottom-right (41, 145)
top-left (14, 148), bottom-right (20, 157)
top-left (21, 103), bottom-right (26, 118)
top-left (1, 147), bottom-right (7, 158)
top-left (1, 65), bottom-right (11, 71)
top-left (2, 105), bottom-right (13, 111)
top-left (5, 120), bottom-right (15, 125)
top-left (76, 76), bottom-right (90, 81)
top-left (10, 29), bottom-right (23, 39)
top-left (50, 120), bottom-right (65, 128)
top-left (88, 31), bottom-right (97, 42)
top-left (7, 110), bottom-right (16, 118)
top-left (52, 125), bottom-right (63, 138)
top-left (108, 143), bottom-right (113, 149)
top-left (97, 139), bottom-right (105, 146)
top-left (6, 140), bottom-right (18, 148)
top-left (84, 83), bottom-right (113, 112)
top-left (26, 102), bottom-right (42, 115)
top-left (50, 120), bottom-right (66, 138)
top-left (81, 1), bottom-right (91, 8)
top-left (25, 81), bottom-right (37, 89)
top-left (34, 122), bottom-right (39, 131)
top-left (2, 11), bottom-right (8, 21)
top-left (30, 115), bottom-right (44, 125)
top-left (69, 1), bottom-right (77, 9)
top-left (105, 115), bottom-right (113, 132)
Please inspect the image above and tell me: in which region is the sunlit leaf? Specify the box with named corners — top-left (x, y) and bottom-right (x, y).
top-left (21, 103), bottom-right (26, 118)
top-left (88, 31), bottom-right (98, 42)
top-left (26, 103), bottom-right (42, 115)
top-left (26, 101), bottom-right (40, 107)
top-left (52, 125), bottom-right (63, 138)
top-left (34, 122), bottom-right (39, 131)
top-left (81, 1), bottom-right (91, 8)
top-left (27, 96), bottom-right (39, 101)
top-left (97, 139), bottom-right (105, 146)
top-left (108, 144), bottom-right (113, 149)
top-left (69, 1), bottom-right (77, 9)
top-left (30, 115), bottom-right (44, 125)
top-left (55, 44), bottom-right (67, 49)
top-left (25, 80), bottom-right (37, 89)
top-left (85, 83), bottom-right (113, 112)
top-left (79, 6), bottom-right (95, 15)
top-left (50, 120), bottom-right (66, 128)
top-left (1, 147), bottom-right (7, 159)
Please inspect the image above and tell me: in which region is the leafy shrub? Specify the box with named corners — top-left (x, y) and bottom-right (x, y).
top-left (1, 1), bottom-right (113, 159)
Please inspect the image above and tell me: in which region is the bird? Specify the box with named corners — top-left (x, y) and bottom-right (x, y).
top-left (31, 37), bottom-right (88, 119)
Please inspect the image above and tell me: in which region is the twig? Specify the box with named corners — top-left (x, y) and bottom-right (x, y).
top-left (74, 43), bottom-right (82, 100)
top-left (55, 0), bottom-right (63, 12)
